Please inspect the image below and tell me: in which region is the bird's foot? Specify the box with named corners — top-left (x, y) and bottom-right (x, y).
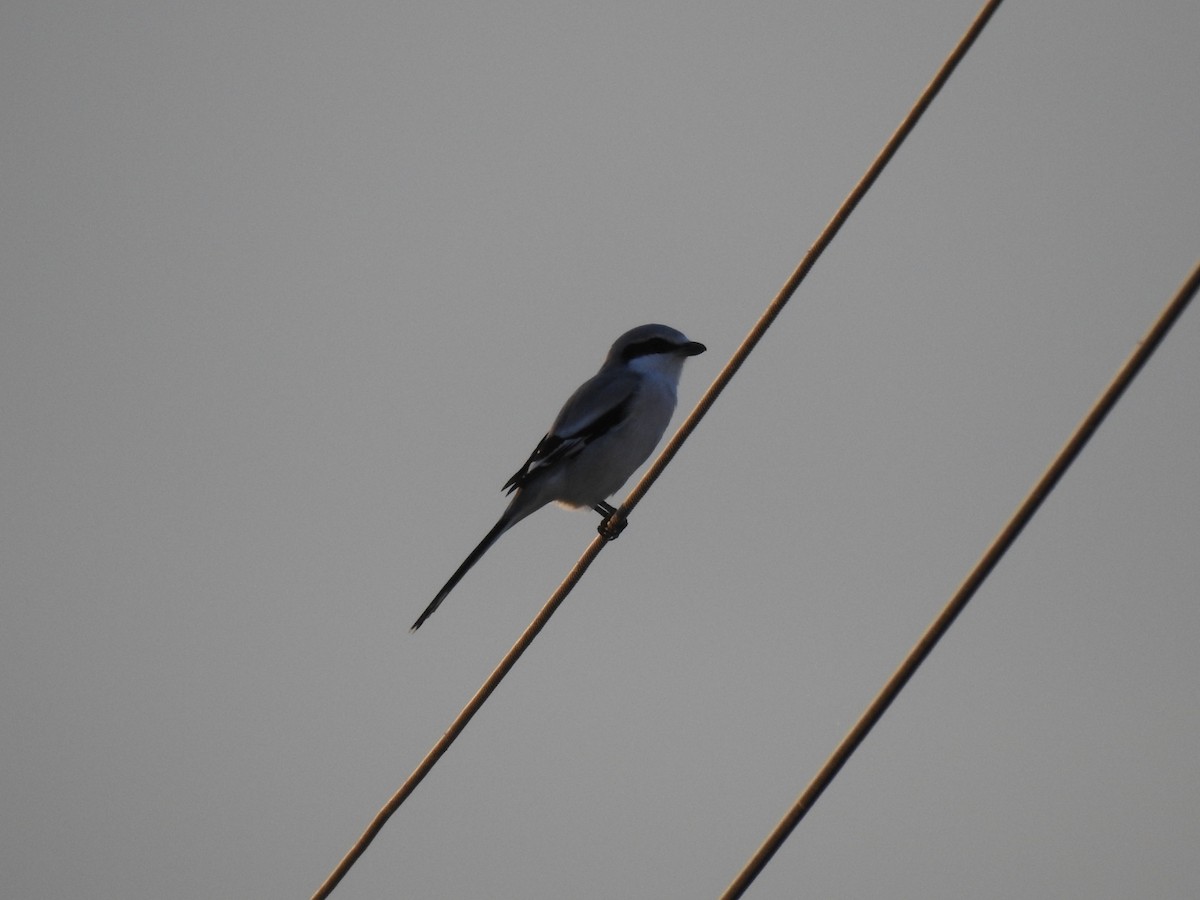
top-left (593, 502), bottom-right (627, 540)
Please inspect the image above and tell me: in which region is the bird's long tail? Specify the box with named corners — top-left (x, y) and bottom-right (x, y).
top-left (410, 515), bottom-right (513, 631)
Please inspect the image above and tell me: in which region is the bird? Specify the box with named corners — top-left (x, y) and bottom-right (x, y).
top-left (410, 323), bottom-right (706, 631)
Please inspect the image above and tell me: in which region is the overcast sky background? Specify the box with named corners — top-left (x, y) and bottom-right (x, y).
top-left (3, 1), bottom-right (1198, 898)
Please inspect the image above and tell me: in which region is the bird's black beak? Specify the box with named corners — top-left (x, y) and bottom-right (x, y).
top-left (681, 341), bottom-right (706, 356)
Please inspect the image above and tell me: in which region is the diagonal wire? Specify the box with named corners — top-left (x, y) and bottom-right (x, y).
top-left (311, 541), bottom-right (610, 899)
top-left (610, 0), bottom-right (1006, 530)
top-left (718, 258), bottom-right (1200, 900)
top-left (311, 1), bottom-right (1005, 895)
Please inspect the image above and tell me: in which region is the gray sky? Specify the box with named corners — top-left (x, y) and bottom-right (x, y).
top-left (3, 1), bottom-right (1198, 898)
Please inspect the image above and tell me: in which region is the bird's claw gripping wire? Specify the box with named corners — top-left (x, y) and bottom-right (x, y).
top-left (593, 502), bottom-right (627, 541)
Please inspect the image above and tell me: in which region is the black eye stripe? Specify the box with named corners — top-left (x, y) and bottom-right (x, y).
top-left (621, 337), bottom-right (677, 360)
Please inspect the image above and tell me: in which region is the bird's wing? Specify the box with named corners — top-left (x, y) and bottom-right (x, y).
top-left (502, 369), bottom-right (640, 494)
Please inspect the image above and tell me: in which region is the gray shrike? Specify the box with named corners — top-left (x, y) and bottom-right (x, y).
top-left (410, 323), bottom-right (706, 631)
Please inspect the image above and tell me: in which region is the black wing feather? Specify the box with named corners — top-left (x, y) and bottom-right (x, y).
top-left (502, 392), bottom-right (634, 495)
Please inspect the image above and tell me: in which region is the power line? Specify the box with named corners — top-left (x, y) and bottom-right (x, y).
top-left (311, 0), bottom-right (1007, 895)
top-left (311, 542), bottom-right (610, 899)
top-left (612, 0), bottom-right (1007, 531)
top-left (718, 260), bottom-right (1200, 899)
